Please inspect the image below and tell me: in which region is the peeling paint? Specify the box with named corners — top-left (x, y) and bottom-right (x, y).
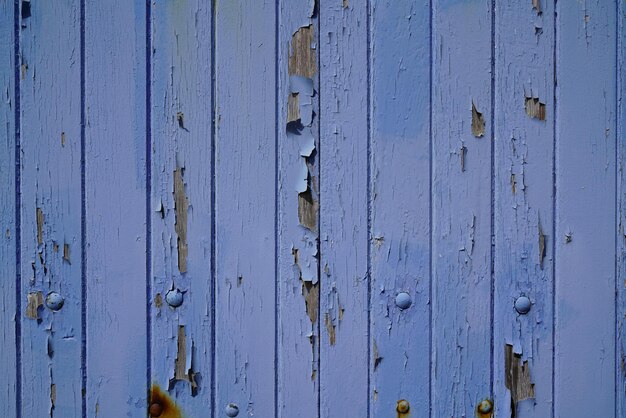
top-left (173, 167), bottom-right (189, 273)
top-left (63, 243), bottom-right (70, 264)
top-left (538, 219), bottom-right (546, 269)
top-left (325, 313), bottom-right (336, 345)
top-left (172, 326), bottom-right (198, 395)
top-left (460, 144), bottom-right (467, 172)
top-left (504, 345), bottom-right (535, 409)
top-left (525, 97), bottom-right (546, 120)
top-left (303, 281), bottom-right (319, 323)
top-left (36, 207), bottom-right (44, 245)
top-left (471, 102), bottom-right (485, 137)
top-left (26, 291), bottom-right (43, 319)
top-left (289, 25), bottom-right (316, 78)
top-left (298, 188), bottom-right (318, 232)
top-left (61, 131), bottom-right (65, 147)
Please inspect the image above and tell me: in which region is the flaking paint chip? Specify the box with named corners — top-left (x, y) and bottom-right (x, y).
top-left (471, 102), bottom-right (485, 138)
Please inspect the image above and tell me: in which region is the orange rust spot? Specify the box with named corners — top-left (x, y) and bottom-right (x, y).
top-left (397, 399), bottom-right (410, 417)
top-left (476, 399), bottom-right (493, 418)
top-left (150, 384), bottom-right (183, 418)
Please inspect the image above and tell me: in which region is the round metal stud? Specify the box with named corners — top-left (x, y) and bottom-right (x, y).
top-left (514, 296), bottom-right (531, 315)
top-left (477, 399), bottom-right (493, 414)
top-left (225, 403), bottom-right (239, 417)
top-left (149, 402), bottom-right (163, 417)
top-left (165, 288), bottom-right (184, 308)
top-left (45, 292), bottom-right (64, 311)
top-left (396, 399), bottom-right (410, 413)
top-left (395, 292), bottom-right (412, 310)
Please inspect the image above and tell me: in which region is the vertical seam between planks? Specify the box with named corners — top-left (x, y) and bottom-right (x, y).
top-left (274, 0), bottom-right (279, 416)
top-left (316, 3), bottom-right (322, 417)
top-left (13, 0), bottom-right (22, 416)
top-left (489, 0), bottom-right (496, 402)
top-left (80, 0), bottom-right (87, 415)
top-left (551, 1), bottom-right (558, 417)
top-left (428, 0), bottom-right (434, 416)
top-left (365, 0), bottom-right (372, 416)
top-left (145, 0), bottom-right (152, 403)
top-left (615, 0), bottom-right (621, 415)
top-left (210, 0), bottom-right (217, 416)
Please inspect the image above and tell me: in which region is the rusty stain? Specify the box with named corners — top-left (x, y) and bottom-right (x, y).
top-left (63, 243), bottom-right (70, 263)
top-left (325, 313), bottom-right (336, 345)
top-left (525, 97), bottom-right (546, 120)
top-left (289, 25), bottom-right (317, 78)
top-left (538, 220), bottom-right (546, 269)
top-left (26, 291), bottom-right (43, 319)
top-left (476, 399), bottom-right (493, 418)
top-left (36, 207), bottom-right (44, 245)
top-left (504, 345), bottom-right (535, 408)
top-left (154, 293), bottom-right (163, 308)
top-left (173, 167), bottom-right (189, 273)
top-left (303, 281), bottom-right (319, 323)
top-left (471, 102), bottom-right (485, 138)
top-left (397, 399), bottom-right (410, 417)
top-left (298, 188), bottom-right (318, 232)
top-left (150, 384), bottom-right (183, 418)
top-left (61, 131), bottom-right (66, 147)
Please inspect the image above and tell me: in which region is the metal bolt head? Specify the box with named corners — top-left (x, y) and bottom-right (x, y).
top-left (395, 292), bottom-right (412, 310)
top-left (165, 288), bottom-right (184, 308)
top-left (149, 402), bottom-right (163, 417)
top-left (514, 296), bottom-right (531, 315)
top-left (396, 399), bottom-right (410, 413)
top-left (45, 292), bottom-right (64, 311)
top-left (477, 399), bottom-right (493, 414)
top-left (225, 403), bottom-right (239, 417)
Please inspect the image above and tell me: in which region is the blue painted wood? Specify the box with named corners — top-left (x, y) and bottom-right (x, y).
top-left (431, 1), bottom-right (493, 416)
top-left (555, 2), bottom-right (617, 416)
top-left (84, 0), bottom-right (148, 415)
top-left (493, 1), bottom-right (555, 417)
top-left (277, 1), bottom-right (320, 417)
top-left (19, 0), bottom-right (82, 416)
top-left (214, 1), bottom-right (276, 416)
top-left (319, 1), bottom-right (369, 416)
top-left (150, 0), bottom-right (213, 415)
top-left (619, 2), bottom-right (626, 415)
top-left (0, 1), bottom-right (17, 415)
top-left (369, 0), bottom-right (431, 415)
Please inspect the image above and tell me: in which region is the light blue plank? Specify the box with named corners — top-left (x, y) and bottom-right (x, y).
top-left (619, 1), bottom-right (626, 415)
top-left (493, 1), bottom-right (554, 417)
top-left (319, 1), bottom-right (369, 416)
top-left (277, 1), bottom-right (320, 417)
top-left (214, 1), bottom-right (276, 416)
top-left (150, 0), bottom-right (213, 415)
top-left (0, 0), bottom-right (17, 415)
top-left (431, 0), bottom-right (493, 415)
top-left (555, 2), bottom-right (616, 416)
top-left (369, 0), bottom-right (431, 415)
top-left (85, 0), bottom-right (148, 415)
top-left (19, 0), bottom-right (82, 416)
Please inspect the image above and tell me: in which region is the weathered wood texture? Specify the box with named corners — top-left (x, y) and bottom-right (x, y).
top-left (150, 0), bottom-right (213, 415)
top-left (19, 0), bottom-right (82, 416)
top-left (369, 0), bottom-right (431, 415)
top-left (0, 1), bottom-right (624, 417)
top-left (493, 1), bottom-right (554, 417)
top-left (84, 0), bottom-right (148, 415)
top-left (0, 1), bottom-right (17, 416)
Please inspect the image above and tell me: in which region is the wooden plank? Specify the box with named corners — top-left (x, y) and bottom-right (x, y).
top-left (319, 1), bottom-right (369, 416)
top-left (431, 1), bottom-right (493, 415)
top-left (214, 1), bottom-right (276, 416)
top-left (493, 1), bottom-right (554, 417)
top-left (84, 0), bottom-right (148, 415)
top-left (150, 0), bottom-right (213, 415)
top-left (369, 0), bottom-right (431, 415)
top-left (555, 2), bottom-right (616, 416)
top-left (0, 0), bottom-right (17, 415)
top-left (18, 0), bottom-right (82, 416)
top-left (618, 2), bottom-right (626, 415)
top-left (277, 1), bottom-right (320, 416)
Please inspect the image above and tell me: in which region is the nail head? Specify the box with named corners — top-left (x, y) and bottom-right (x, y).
top-left (396, 399), bottom-right (410, 413)
top-left (165, 288), bottom-right (184, 308)
top-left (225, 403), bottom-right (239, 417)
top-left (149, 402), bottom-right (163, 417)
top-left (395, 292), bottom-right (412, 310)
top-left (514, 296), bottom-right (531, 314)
top-left (477, 399), bottom-right (493, 414)
top-left (45, 292), bottom-right (64, 311)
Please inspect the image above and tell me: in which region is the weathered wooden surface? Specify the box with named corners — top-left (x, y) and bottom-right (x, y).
top-left (0, 1), bottom-right (624, 417)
